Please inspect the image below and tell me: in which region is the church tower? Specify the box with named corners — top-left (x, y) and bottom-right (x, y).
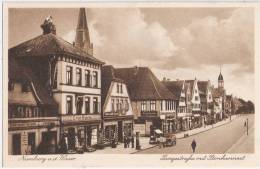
top-left (218, 67), bottom-right (224, 88)
top-left (74, 8), bottom-right (93, 56)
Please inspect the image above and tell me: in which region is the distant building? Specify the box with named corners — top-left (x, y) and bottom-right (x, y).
top-left (101, 65), bottom-right (134, 143)
top-left (8, 57), bottom-right (59, 155)
top-left (163, 80), bottom-right (192, 131)
top-left (212, 70), bottom-right (226, 121)
top-left (8, 8), bottom-right (104, 152)
top-left (114, 67), bottom-right (177, 136)
top-left (197, 80), bottom-right (213, 124)
top-left (185, 79), bottom-right (202, 128)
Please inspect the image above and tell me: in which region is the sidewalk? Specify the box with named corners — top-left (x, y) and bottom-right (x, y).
top-left (89, 115), bottom-right (238, 154)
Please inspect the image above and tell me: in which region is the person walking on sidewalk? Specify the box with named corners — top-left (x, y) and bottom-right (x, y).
top-left (131, 135), bottom-right (135, 148)
top-left (191, 139), bottom-right (197, 153)
top-left (124, 135), bottom-right (127, 148)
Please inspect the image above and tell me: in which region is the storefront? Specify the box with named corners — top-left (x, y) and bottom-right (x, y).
top-left (192, 114), bottom-right (202, 129)
top-left (8, 117), bottom-right (60, 155)
top-left (103, 117), bottom-right (134, 143)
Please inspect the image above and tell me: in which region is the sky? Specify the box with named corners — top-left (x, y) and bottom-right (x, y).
top-left (8, 7), bottom-right (254, 101)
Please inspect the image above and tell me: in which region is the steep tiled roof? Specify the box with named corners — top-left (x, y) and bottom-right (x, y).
top-left (114, 67), bottom-right (176, 100)
top-left (162, 80), bottom-right (184, 99)
top-left (101, 65), bottom-right (124, 108)
top-left (8, 33), bottom-right (104, 64)
top-left (9, 57), bottom-right (57, 106)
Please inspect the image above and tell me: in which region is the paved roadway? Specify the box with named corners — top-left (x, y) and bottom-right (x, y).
top-left (135, 114), bottom-right (254, 154)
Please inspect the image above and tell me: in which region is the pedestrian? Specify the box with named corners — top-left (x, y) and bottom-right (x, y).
top-left (191, 139), bottom-right (197, 153)
top-left (131, 135), bottom-right (135, 148)
top-left (158, 137), bottom-right (164, 149)
top-left (127, 136), bottom-right (131, 148)
top-left (244, 121), bottom-right (247, 127)
top-left (124, 135), bottom-right (127, 148)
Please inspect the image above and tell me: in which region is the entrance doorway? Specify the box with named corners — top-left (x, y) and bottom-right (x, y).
top-left (118, 121), bottom-right (123, 142)
top-left (28, 132), bottom-right (36, 154)
top-left (67, 128), bottom-right (76, 150)
top-left (41, 131), bottom-right (57, 154)
top-left (12, 134), bottom-right (21, 155)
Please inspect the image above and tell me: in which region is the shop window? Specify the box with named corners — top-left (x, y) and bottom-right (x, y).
top-left (76, 97), bottom-right (83, 114)
top-left (76, 68), bottom-right (82, 86)
top-left (66, 66), bottom-right (73, 85)
top-left (85, 70), bottom-right (91, 87)
top-left (150, 100), bottom-right (156, 111)
top-left (66, 96), bottom-right (73, 114)
top-left (28, 133), bottom-right (36, 154)
top-left (85, 97), bottom-right (90, 114)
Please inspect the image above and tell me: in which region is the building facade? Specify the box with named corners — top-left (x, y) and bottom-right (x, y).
top-left (8, 57), bottom-right (59, 155)
top-left (101, 66), bottom-right (134, 143)
top-left (8, 8), bottom-right (104, 153)
top-left (114, 67), bottom-right (177, 136)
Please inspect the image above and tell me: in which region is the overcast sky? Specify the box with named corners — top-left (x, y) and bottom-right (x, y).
top-left (8, 7), bottom-right (254, 101)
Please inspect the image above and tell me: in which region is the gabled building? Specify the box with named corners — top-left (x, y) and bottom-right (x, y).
top-left (185, 79), bottom-right (202, 128)
top-left (114, 67), bottom-right (177, 136)
top-left (8, 57), bottom-right (59, 155)
top-left (9, 8), bottom-right (104, 152)
top-left (101, 65), bottom-right (134, 143)
top-left (197, 80), bottom-right (213, 124)
top-left (162, 80), bottom-right (192, 131)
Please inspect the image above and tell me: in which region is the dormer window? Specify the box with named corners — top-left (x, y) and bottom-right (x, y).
top-left (22, 82), bottom-right (29, 92)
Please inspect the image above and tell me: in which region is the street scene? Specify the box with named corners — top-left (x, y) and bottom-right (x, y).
top-left (7, 7), bottom-right (254, 155)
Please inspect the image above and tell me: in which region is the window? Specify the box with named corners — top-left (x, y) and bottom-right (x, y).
top-left (141, 101), bottom-right (147, 111)
top-left (8, 81), bottom-right (14, 91)
top-left (116, 99), bottom-right (120, 111)
top-left (22, 82), bottom-right (29, 92)
top-left (85, 97), bottom-right (90, 114)
top-left (120, 84), bottom-right (123, 93)
top-left (76, 68), bottom-right (82, 86)
top-left (76, 97), bottom-right (83, 114)
top-left (85, 70), bottom-right (91, 87)
top-left (66, 96), bottom-right (73, 114)
top-left (93, 97), bottom-right (99, 114)
top-left (150, 101), bottom-right (156, 111)
top-left (53, 68), bottom-right (58, 89)
top-left (66, 66), bottom-right (73, 85)
top-left (125, 99), bottom-right (129, 111)
top-left (93, 71), bottom-right (98, 88)
top-left (111, 99), bottom-right (115, 112)
top-left (195, 96), bottom-right (199, 101)
top-left (117, 84), bottom-right (120, 93)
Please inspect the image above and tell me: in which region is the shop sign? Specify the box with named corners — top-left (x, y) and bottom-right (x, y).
top-left (61, 114), bottom-right (101, 122)
top-left (9, 120), bottom-right (59, 129)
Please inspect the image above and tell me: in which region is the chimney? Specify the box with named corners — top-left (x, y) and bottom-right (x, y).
top-left (41, 15), bottom-right (56, 35)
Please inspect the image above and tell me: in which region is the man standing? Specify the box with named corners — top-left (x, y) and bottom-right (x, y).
top-left (131, 135), bottom-right (135, 148)
top-left (191, 139), bottom-right (197, 153)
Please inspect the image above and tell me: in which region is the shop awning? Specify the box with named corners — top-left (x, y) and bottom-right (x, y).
top-left (193, 114), bottom-right (201, 117)
top-left (154, 129), bottom-right (163, 134)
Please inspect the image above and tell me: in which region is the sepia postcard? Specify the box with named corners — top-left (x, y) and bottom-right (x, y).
top-left (2, 1), bottom-right (260, 168)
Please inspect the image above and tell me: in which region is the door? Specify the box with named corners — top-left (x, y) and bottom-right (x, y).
top-left (28, 133), bottom-right (36, 154)
top-left (118, 121), bottom-right (123, 142)
top-left (12, 134), bottom-right (21, 155)
top-left (41, 131), bottom-right (57, 154)
top-left (67, 128), bottom-right (76, 150)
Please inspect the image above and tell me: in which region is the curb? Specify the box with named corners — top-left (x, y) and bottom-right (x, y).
top-left (132, 116), bottom-right (239, 154)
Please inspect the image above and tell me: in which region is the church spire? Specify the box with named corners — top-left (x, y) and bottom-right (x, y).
top-left (74, 8), bottom-right (93, 56)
